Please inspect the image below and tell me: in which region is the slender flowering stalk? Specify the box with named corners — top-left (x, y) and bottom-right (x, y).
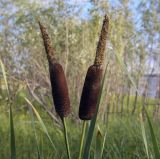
top-left (62, 118), bottom-right (71, 159)
top-left (38, 21), bottom-right (71, 118)
top-left (78, 121), bottom-right (87, 159)
top-left (79, 15), bottom-right (109, 120)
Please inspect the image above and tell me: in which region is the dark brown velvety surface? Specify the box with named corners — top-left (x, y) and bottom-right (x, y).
top-left (49, 63), bottom-right (71, 118)
top-left (79, 65), bottom-right (103, 120)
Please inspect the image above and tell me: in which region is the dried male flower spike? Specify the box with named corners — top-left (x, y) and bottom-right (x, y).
top-left (38, 21), bottom-right (56, 63)
top-left (94, 15), bottom-right (109, 66)
top-left (79, 15), bottom-right (109, 120)
top-left (39, 21), bottom-right (70, 118)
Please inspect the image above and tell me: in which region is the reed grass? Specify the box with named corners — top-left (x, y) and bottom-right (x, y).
top-left (25, 97), bottom-right (56, 151)
top-left (0, 58), bottom-right (17, 159)
top-left (145, 109), bottom-right (160, 159)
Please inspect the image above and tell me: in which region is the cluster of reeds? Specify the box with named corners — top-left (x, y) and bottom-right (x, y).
top-left (1, 14), bottom-right (159, 159)
top-left (38, 15), bottom-right (109, 159)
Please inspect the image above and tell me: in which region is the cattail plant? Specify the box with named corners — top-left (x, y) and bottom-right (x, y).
top-left (79, 15), bottom-right (109, 120)
top-left (38, 21), bottom-right (71, 118)
top-left (78, 15), bottom-right (109, 159)
top-left (38, 21), bottom-right (71, 159)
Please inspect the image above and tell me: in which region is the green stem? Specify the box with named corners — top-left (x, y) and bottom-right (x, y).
top-left (62, 117), bottom-right (71, 159)
top-left (78, 121), bottom-right (87, 159)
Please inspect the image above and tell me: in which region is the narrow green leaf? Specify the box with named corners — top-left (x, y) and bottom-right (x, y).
top-left (10, 105), bottom-right (16, 159)
top-left (0, 58), bottom-right (9, 96)
top-left (94, 129), bottom-right (103, 159)
top-left (28, 106), bottom-right (41, 159)
top-left (25, 97), bottom-right (56, 151)
top-left (145, 109), bottom-right (160, 159)
top-left (101, 131), bottom-right (107, 158)
top-left (140, 113), bottom-right (149, 159)
top-left (113, 51), bottom-right (139, 95)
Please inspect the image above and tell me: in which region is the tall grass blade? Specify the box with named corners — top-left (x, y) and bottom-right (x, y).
top-left (28, 106), bottom-right (41, 159)
top-left (101, 131), bottom-right (107, 158)
top-left (140, 113), bottom-right (149, 159)
top-left (0, 58), bottom-right (9, 96)
top-left (1, 53), bottom-right (16, 158)
top-left (10, 105), bottom-right (16, 159)
top-left (113, 51), bottom-right (139, 95)
top-left (83, 64), bottom-right (108, 159)
top-left (25, 97), bottom-right (56, 151)
top-left (94, 129), bottom-right (103, 159)
top-left (145, 109), bottom-right (160, 159)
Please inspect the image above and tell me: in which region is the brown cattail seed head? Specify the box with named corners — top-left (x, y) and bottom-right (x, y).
top-left (79, 15), bottom-right (109, 120)
top-left (79, 65), bottom-right (103, 120)
top-left (39, 21), bottom-right (70, 118)
top-left (94, 15), bottom-right (109, 66)
top-left (49, 63), bottom-right (71, 118)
